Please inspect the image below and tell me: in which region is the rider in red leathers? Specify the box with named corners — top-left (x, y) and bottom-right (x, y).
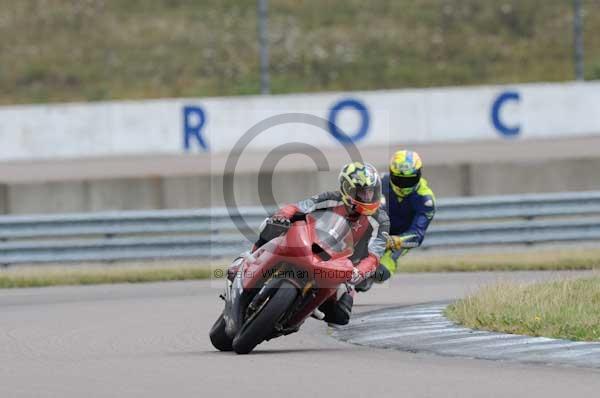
top-left (241, 162), bottom-right (390, 325)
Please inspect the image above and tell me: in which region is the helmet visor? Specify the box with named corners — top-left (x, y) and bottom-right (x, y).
top-left (390, 173), bottom-right (420, 189)
top-left (343, 182), bottom-right (382, 205)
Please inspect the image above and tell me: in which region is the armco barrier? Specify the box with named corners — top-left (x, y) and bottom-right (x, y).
top-left (1, 191), bottom-right (600, 265)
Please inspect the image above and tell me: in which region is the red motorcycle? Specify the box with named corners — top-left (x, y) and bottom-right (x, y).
top-left (209, 209), bottom-right (355, 354)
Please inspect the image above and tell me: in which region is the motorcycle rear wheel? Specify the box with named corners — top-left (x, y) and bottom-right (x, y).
top-left (232, 280), bottom-right (297, 354)
top-left (209, 312), bottom-right (233, 351)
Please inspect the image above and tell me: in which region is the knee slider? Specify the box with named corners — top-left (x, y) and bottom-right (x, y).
top-left (374, 264), bottom-right (392, 282)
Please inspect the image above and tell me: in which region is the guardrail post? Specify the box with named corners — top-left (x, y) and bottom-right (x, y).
top-left (257, 0), bottom-right (270, 94)
top-left (574, 0), bottom-right (585, 81)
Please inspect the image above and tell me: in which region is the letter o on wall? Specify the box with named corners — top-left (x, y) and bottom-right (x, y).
top-left (328, 98), bottom-right (370, 143)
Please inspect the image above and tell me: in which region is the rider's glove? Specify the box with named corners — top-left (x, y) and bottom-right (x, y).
top-left (351, 253), bottom-right (378, 285)
top-left (272, 204), bottom-right (300, 224)
top-left (349, 268), bottom-right (362, 285)
top-left (270, 215), bottom-right (291, 227)
top-left (385, 233), bottom-right (419, 251)
top-left (387, 235), bottom-right (404, 250)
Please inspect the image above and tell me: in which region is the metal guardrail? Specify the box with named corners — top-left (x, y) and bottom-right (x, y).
top-left (1, 191), bottom-right (600, 265)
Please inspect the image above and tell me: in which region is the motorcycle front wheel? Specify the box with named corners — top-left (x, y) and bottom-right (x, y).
top-left (209, 312), bottom-right (233, 351)
top-left (232, 280), bottom-right (298, 354)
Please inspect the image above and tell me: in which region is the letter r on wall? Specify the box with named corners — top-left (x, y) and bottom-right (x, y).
top-left (183, 106), bottom-right (209, 151)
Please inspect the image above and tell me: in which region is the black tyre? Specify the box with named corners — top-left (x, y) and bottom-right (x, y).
top-left (232, 281), bottom-right (297, 354)
top-left (209, 312), bottom-right (233, 351)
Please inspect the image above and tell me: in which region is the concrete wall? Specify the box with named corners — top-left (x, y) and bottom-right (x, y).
top-left (4, 80), bottom-right (600, 214)
top-left (2, 81), bottom-right (600, 163)
top-left (5, 179), bottom-right (163, 214)
top-left (7, 181), bottom-right (88, 214)
top-left (468, 158), bottom-right (600, 196)
top-left (3, 156), bottom-right (599, 214)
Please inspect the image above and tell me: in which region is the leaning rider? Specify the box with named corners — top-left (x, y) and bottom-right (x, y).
top-left (355, 150), bottom-right (436, 292)
top-left (231, 162), bottom-right (390, 325)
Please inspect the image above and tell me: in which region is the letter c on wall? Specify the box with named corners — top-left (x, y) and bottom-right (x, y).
top-left (491, 91), bottom-right (521, 137)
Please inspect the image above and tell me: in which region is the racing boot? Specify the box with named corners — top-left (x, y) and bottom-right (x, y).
top-left (353, 276), bottom-right (374, 292)
top-left (319, 285), bottom-right (354, 326)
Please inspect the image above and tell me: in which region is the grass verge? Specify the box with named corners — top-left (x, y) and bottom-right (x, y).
top-left (398, 248), bottom-right (600, 273)
top-left (2, 247), bottom-right (600, 289)
top-left (0, 264), bottom-right (219, 289)
top-left (446, 276), bottom-right (600, 341)
top-left (3, 1), bottom-right (600, 104)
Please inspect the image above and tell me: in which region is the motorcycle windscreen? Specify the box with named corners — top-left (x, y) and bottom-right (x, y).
top-left (307, 210), bottom-right (354, 259)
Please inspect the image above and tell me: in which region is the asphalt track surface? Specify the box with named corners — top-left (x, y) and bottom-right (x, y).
top-left (1, 271), bottom-right (600, 398)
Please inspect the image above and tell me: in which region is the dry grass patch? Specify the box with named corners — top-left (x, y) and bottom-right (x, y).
top-left (446, 276), bottom-right (600, 341)
top-left (3, 1), bottom-right (600, 103)
top-left (2, 248), bottom-right (600, 288)
top-left (399, 248), bottom-right (600, 273)
top-left (0, 264), bottom-right (219, 288)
